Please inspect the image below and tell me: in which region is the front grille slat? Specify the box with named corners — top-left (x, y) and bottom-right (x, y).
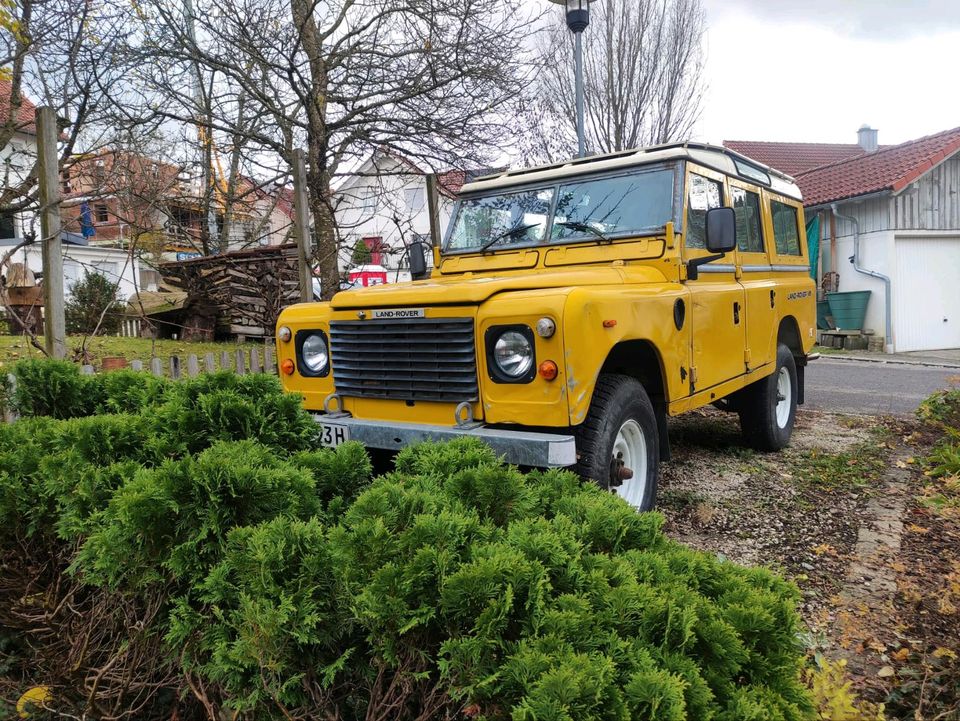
top-left (330, 318), bottom-right (478, 402)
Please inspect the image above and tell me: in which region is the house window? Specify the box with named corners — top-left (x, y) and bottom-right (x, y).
top-left (0, 212), bottom-right (16, 239)
top-left (363, 236), bottom-right (385, 265)
top-left (685, 173), bottom-right (723, 250)
top-left (94, 204), bottom-right (109, 223)
top-left (361, 188), bottom-right (377, 215)
top-left (62, 170), bottom-right (71, 194)
top-left (94, 159), bottom-right (106, 185)
top-left (404, 187), bottom-right (425, 211)
top-left (770, 200), bottom-right (801, 256)
top-left (731, 186), bottom-right (764, 253)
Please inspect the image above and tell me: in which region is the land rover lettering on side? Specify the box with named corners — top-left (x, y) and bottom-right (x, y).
top-left (276, 143), bottom-right (817, 511)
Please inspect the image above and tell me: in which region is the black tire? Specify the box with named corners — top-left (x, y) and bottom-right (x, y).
top-left (738, 343), bottom-right (798, 451)
top-left (574, 373), bottom-right (659, 511)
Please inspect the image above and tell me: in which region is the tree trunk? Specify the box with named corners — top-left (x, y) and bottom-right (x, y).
top-left (291, 0), bottom-right (340, 300)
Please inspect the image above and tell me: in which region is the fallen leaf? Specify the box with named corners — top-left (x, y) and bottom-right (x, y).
top-left (877, 665), bottom-right (895, 677)
top-left (895, 460), bottom-right (907, 469)
top-left (933, 647), bottom-right (958, 660)
top-left (907, 524), bottom-right (930, 534)
top-left (891, 648), bottom-right (911, 662)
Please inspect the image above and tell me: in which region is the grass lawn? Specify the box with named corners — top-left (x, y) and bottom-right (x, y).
top-left (0, 334), bottom-right (271, 370)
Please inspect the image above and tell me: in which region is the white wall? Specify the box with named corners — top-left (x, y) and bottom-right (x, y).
top-left (822, 225), bottom-right (895, 340)
top-left (334, 154), bottom-right (454, 277)
top-left (8, 243), bottom-right (142, 302)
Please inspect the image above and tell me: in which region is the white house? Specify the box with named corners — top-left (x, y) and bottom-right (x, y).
top-left (333, 149), bottom-right (470, 282)
top-left (1, 234), bottom-right (142, 302)
top-left (0, 80), bottom-right (40, 240)
top-left (727, 127), bottom-right (960, 353)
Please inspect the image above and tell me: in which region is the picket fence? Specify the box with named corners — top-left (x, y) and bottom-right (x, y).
top-left (80, 345), bottom-right (278, 379)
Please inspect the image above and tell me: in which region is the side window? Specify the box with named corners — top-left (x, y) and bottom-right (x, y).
top-left (686, 173), bottom-right (723, 250)
top-left (770, 200), bottom-right (802, 256)
top-left (731, 186), bottom-right (764, 253)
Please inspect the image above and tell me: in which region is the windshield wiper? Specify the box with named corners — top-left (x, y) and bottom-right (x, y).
top-left (478, 222), bottom-right (540, 253)
top-left (557, 220), bottom-right (611, 243)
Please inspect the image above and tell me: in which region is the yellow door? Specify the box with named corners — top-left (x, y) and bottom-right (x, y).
top-left (730, 180), bottom-right (777, 373)
top-left (683, 167), bottom-right (746, 393)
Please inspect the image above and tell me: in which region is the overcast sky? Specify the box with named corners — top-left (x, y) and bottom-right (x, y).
top-left (694, 0), bottom-right (960, 144)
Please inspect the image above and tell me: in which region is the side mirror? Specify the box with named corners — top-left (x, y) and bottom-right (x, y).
top-left (705, 207), bottom-right (736, 253)
top-left (409, 242), bottom-right (429, 280)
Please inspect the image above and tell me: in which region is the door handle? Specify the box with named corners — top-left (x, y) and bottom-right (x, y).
top-left (770, 290), bottom-right (776, 308)
top-left (733, 301), bottom-right (741, 325)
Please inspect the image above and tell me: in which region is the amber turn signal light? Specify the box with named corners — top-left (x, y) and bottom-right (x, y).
top-left (281, 359), bottom-right (296, 375)
top-left (538, 360), bottom-right (558, 381)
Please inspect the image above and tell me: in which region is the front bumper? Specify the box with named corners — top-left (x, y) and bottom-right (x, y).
top-left (313, 414), bottom-right (577, 467)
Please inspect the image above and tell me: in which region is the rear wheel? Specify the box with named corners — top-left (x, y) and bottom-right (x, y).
top-left (738, 343), bottom-right (798, 451)
top-left (574, 374), bottom-right (659, 511)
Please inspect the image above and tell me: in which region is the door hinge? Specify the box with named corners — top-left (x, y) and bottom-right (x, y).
top-left (744, 349), bottom-right (752, 368)
top-left (689, 366), bottom-right (698, 393)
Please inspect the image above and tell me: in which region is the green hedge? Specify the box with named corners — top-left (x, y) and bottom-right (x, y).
top-left (0, 360), bottom-right (814, 721)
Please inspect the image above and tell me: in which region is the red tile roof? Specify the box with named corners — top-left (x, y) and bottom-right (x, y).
top-left (722, 140), bottom-right (875, 177)
top-left (796, 127), bottom-right (960, 207)
top-left (0, 79), bottom-right (38, 136)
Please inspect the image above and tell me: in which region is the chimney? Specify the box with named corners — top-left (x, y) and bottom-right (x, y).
top-left (858, 124), bottom-right (878, 153)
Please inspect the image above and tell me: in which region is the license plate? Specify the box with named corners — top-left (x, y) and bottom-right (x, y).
top-left (319, 421), bottom-right (350, 448)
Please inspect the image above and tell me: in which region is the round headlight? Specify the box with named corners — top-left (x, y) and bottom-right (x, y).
top-left (494, 331), bottom-right (534, 378)
top-left (301, 333), bottom-right (329, 373)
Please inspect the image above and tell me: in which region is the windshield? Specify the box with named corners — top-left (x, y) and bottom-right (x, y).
top-left (444, 167), bottom-right (675, 253)
top-left (551, 169), bottom-right (674, 241)
top-left (445, 187), bottom-right (554, 252)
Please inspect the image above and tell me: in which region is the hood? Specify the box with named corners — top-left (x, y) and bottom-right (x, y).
top-left (329, 266), bottom-right (667, 309)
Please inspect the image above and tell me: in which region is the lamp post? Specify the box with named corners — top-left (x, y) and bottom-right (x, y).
top-left (548, 0), bottom-right (594, 158)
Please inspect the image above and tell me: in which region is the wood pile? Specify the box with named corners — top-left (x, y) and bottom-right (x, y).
top-left (159, 244), bottom-right (302, 341)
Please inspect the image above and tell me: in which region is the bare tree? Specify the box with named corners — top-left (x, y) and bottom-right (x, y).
top-left (123, 0), bottom-right (539, 299)
top-left (522, 0), bottom-right (706, 163)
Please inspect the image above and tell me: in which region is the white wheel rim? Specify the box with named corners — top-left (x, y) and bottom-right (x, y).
top-left (775, 367), bottom-right (792, 428)
top-left (612, 419), bottom-right (649, 509)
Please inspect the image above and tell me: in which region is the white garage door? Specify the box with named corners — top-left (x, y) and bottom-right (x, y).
top-left (894, 236), bottom-right (960, 352)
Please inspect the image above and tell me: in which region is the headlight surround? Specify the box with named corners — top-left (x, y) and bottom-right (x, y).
top-left (295, 330), bottom-right (330, 377)
top-left (485, 325), bottom-right (536, 383)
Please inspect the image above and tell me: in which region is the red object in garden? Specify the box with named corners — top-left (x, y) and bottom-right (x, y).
top-left (349, 264), bottom-right (388, 287)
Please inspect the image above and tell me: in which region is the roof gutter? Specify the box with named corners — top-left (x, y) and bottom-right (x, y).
top-left (830, 203), bottom-right (893, 353)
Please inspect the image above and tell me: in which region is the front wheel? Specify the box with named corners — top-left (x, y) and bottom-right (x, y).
top-left (574, 374), bottom-right (659, 511)
top-left (738, 343), bottom-right (798, 451)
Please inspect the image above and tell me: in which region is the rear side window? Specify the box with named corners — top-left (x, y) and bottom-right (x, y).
top-left (731, 186), bottom-right (763, 253)
top-left (770, 200), bottom-right (801, 256)
top-left (686, 174), bottom-right (723, 250)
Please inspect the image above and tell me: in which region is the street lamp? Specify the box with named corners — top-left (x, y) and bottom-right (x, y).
top-left (548, 0), bottom-right (595, 158)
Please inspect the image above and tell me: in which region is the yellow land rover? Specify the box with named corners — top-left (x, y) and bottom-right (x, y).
top-left (276, 143), bottom-right (816, 511)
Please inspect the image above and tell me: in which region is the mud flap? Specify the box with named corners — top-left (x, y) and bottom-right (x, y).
top-left (656, 403), bottom-right (671, 462)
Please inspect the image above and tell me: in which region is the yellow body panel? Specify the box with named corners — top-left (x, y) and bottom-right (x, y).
top-left (277, 159), bottom-right (816, 441)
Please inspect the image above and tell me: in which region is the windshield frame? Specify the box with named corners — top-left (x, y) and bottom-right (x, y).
top-left (442, 161), bottom-right (684, 256)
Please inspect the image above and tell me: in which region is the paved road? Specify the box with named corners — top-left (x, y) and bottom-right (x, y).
top-left (804, 357), bottom-right (959, 416)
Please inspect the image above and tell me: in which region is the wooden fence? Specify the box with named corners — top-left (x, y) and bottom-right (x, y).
top-left (79, 345), bottom-right (278, 379)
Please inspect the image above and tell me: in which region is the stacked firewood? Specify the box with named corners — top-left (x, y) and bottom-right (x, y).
top-left (160, 244), bottom-right (302, 340)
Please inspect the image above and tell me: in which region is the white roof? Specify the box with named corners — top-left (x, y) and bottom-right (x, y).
top-left (461, 142), bottom-right (802, 201)
top-left (350, 264), bottom-right (388, 273)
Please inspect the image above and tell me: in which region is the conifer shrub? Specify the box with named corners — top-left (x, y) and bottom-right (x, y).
top-left (0, 362), bottom-right (815, 720)
top-left (76, 440), bottom-right (323, 590)
top-left (9, 358), bottom-right (95, 418)
top-left (146, 372), bottom-right (319, 455)
top-left (172, 439), bottom-right (813, 721)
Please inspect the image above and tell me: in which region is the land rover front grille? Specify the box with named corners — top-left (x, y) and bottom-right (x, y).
top-left (329, 318), bottom-right (478, 402)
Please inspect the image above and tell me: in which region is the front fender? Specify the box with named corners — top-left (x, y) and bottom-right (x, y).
top-left (563, 285), bottom-right (690, 426)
